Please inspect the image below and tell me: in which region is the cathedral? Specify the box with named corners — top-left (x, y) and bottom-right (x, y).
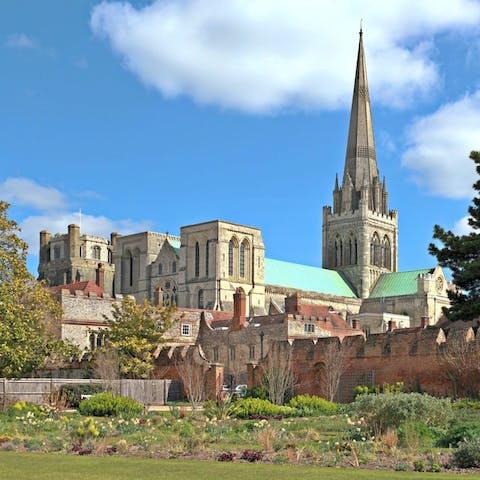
top-left (38, 31), bottom-right (450, 333)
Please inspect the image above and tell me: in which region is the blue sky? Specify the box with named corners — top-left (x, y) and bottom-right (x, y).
top-left (1, 0), bottom-right (480, 276)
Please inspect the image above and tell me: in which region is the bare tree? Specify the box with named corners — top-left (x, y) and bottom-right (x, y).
top-left (93, 348), bottom-right (120, 393)
top-left (174, 349), bottom-right (207, 409)
top-left (318, 338), bottom-right (351, 402)
top-left (441, 329), bottom-right (480, 398)
top-left (262, 342), bottom-right (295, 405)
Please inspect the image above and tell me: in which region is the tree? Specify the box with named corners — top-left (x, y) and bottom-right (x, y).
top-left (318, 338), bottom-right (351, 402)
top-left (262, 342), bottom-right (295, 405)
top-left (0, 201), bottom-right (77, 378)
top-left (441, 328), bottom-right (480, 398)
top-left (429, 151), bottom-right (480, 322)
top-left (174, 348), bottom-right (207, 409)
top-left (104, 296), bottom-right (176, 379)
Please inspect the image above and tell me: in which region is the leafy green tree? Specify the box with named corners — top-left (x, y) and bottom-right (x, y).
top-left (103, 296), bottom-right (176, 379)
top-left (429, 151), bottom-right (480, 321)
top-left (0, 201), bottom-right (77, 377)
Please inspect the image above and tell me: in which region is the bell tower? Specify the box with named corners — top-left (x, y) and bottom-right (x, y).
top-left (322, 30), bottom-right (398, 298)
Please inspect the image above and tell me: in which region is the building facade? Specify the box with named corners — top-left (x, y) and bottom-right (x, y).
top-left (38, 31), bottom-right (450, 333)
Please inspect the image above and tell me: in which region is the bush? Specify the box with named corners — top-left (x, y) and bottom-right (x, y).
top-left (440, 421), bottom-right (480, 447)
top-left (78, 392), bottom-right (143, 417)
top-left (234, 398), bottom-right (295, 419)
top-left (240, 450), bottom-right (263, 462)
top-left (352, 393), bottom-right (452, 434)
top-left (245, 384), bottom-right (269, 400)
top-left (453, 439), bottom-right (480, 468)
top-left (453, 399), bottom-right (480, 411)
top-left (288, 394), bottom-right (339, 416)
top-left (58, 384), bottom-right (104, 408)
top-left (397, 421), bottom-right (439, 449)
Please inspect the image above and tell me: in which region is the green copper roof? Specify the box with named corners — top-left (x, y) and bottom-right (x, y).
top-left (166, 238), bottom-right (181, 257)
top-left (264, 258), bottom-right (357, 298)
top-left (369, 268), bottom-right (433, 298)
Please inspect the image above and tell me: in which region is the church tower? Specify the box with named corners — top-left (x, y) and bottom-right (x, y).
top-left (322, 30), bottom-right (398, 298)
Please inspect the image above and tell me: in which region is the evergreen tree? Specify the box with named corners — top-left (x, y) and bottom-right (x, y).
top-left (429, 151), bottom-right (480, 322)
top-left (0, 201), bottom-right (78, 377)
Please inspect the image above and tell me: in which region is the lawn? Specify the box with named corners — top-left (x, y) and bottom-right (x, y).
top-left (2, 452), bottom-right (480, 480)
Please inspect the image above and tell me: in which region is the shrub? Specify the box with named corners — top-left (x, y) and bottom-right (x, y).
top-left (352, 393), bottom-right (452, 434)
top-left (217, 452), bottom-right (235, 462)
top-left (245, 384), bottom-right (269, 400)
top-left (234, 398), bottom-right (294, 419)
top-left (413, 460), bottom-right (426, 472)
top-left (453, 439), bottom-right (480, 468)
top-left (288, 394), bottom-right (339, 416)
top-left (440, 421), bottom-right (480, 447)
top-left (240, 449), bottom-right (264, 462)
top-left (58, 384), bottom-right (104, 408)
top-left (453, 399), bottom-right (480, 411)
top-left (398, 421), bottom-right (439, 449)
top-left (78, 392), bottom-right (143, 417)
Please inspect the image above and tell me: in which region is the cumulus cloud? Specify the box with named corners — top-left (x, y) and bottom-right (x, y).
top-left (90, 0), bottom-right (480, 113)
top-left (5, 33), bottom-right (37, 49)
top-left (0, 176), bottom-right (152, 258)
top-left (453, 216), bottom-right (474, 235)
top-left (401, 91), bottom-right (480, 199)
top-left (0, 177), bottom-right (67, 211)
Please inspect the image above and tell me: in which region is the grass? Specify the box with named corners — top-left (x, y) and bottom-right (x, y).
top-left (2, 452), bottom-right (480, 480)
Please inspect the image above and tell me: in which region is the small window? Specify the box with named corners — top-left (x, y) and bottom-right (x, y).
top-left (304, 323), bottom-right (315, 333)
top-left (213, 346), bottom-right (219, 362)
top-left (158, 263), bottom-right (163, 275)
top-left (89, 333), bottom-right (95, 351)
top-left (181, 324), bottom-right (191, 336)
top-left (172, 261), bottom-right (176, 273)
top-left (229, 346), bottom-right (235, 361)
top-left (53, 246), bottom-right (61, 259)
top-left (249, 345), bottom-right (255, 360)
top-left (92, 245), bottom-right (101, 260)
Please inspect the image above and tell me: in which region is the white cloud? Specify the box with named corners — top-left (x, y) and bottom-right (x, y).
top-left (401, 91), bottom-right (480, 199)
top-left (0, 176), bottom-right (152, 259)
top-left (90, 0), bottom-right (480, 113)
top-left (453, 215), bottom-right (474, 235)
top-left (21, 213), bottom-right (152, 256)
top-left (5, 33), bottom-right (37, 49)
top-left (0, 177), bottom-right (67, 211)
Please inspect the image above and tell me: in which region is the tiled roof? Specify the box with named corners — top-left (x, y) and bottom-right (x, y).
top-left (49, 281), bottom-right (104, 296)
top-left (369, 268), bottom-right (433, 298)
top-left (264, 258), bottom-right (357, 298)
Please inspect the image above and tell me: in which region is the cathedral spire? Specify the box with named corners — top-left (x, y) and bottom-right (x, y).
top-left (343, 29), bottom-right (379, 202)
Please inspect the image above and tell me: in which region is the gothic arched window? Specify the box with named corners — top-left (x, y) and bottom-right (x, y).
top-left (240, 239), bottom-right (249, 278)
top-left (382, 236), bottom-right (391, 270)
top-left (194, 242), bottom-right (200, 277)
top-left (205, 240), bottom-right (209, 277)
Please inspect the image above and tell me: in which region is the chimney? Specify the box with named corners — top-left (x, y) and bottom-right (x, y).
top-left (352, 318), bottom-right (360, 330)
top-left (285, 293), bottom-right (300, 314)
top-left (387, 320), bottom-right (397, 332)
top-left (95, 263), bottom-right (105, 291)
top-left (231, 288), bottom-right (247, 331)
top-left (420, 316), bottom-right (429, 328)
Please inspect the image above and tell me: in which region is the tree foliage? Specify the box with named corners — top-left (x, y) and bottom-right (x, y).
top-left (429, 151), bottom-right (480, 322)
top-left (104, 296), bottom-right (176, 379)
top-left (0, 201), bottom-right (77, 378)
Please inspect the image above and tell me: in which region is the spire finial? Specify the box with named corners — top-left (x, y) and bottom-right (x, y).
top-left (360, 19), bottom-right (363, 36)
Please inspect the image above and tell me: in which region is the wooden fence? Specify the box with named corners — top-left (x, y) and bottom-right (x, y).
top-left (0, 378), bottom-right (183, 406)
